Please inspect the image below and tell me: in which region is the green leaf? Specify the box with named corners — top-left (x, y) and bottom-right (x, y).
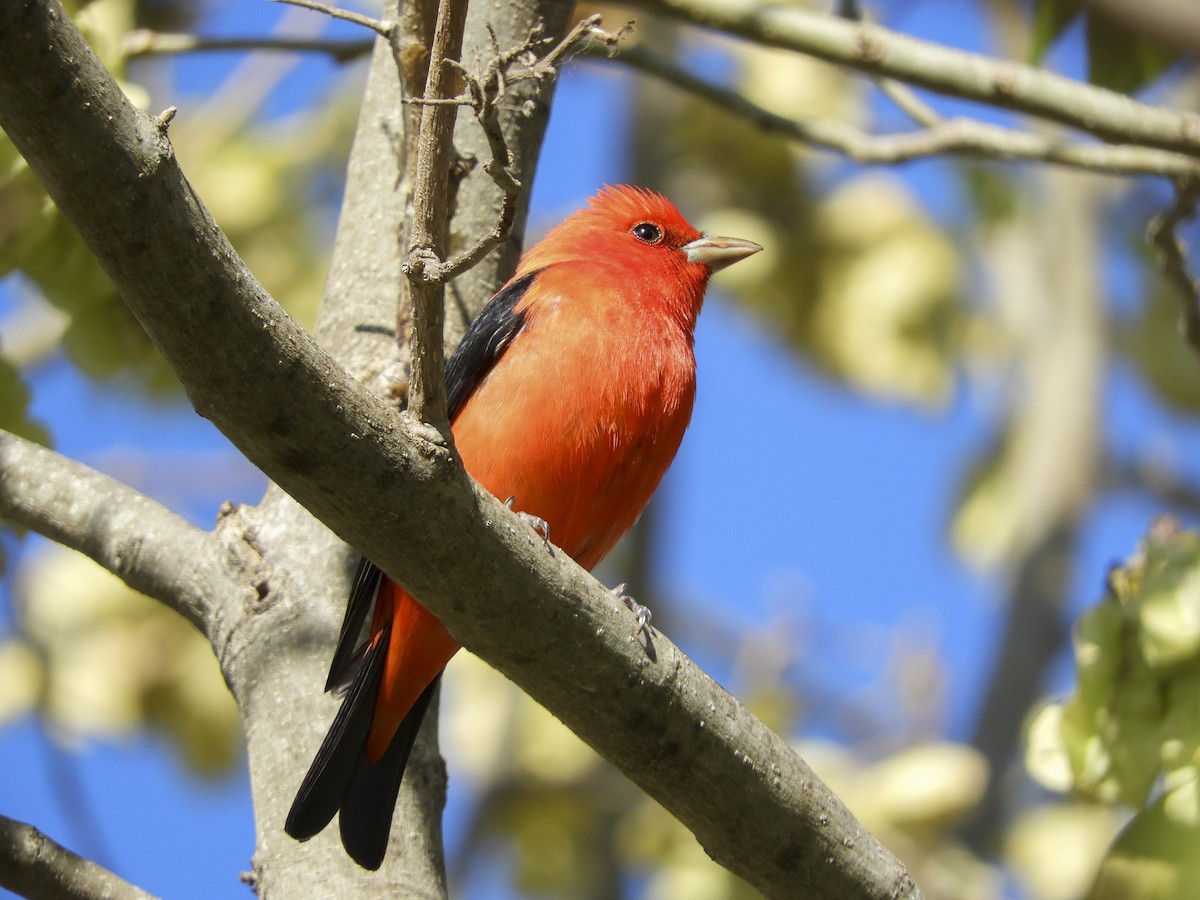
top-left (1030, 0), bottom-right (1082, 64)
top-left (1085, 12), bottom-right (1181, 94)
top-left (1089, 785), bottom-right (1200, 900)
top-left (0, 356), bottom-right (50, 446)
top-left (1027, 522), bottom-right (1200, 811)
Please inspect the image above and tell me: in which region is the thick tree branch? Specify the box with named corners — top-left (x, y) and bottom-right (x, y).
top-left (591, 38), bottom-right (1200, 178)
top-left (0, 430), bottom-right (221, 632)
top-left (627, 0), bottom-right (1200, 160)
top-left (0, 2), bottom-right (918, 896)
top-left (0, 814), bottom-right (157, 900)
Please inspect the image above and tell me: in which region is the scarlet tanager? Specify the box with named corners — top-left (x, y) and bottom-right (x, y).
top-left (285, 185), bottom-right (761, 868)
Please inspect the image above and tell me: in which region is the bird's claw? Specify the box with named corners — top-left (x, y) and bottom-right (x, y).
top-left (505, 496), bottom-right (550, 544)
top-left (612, 583), bottom-right (652, 635)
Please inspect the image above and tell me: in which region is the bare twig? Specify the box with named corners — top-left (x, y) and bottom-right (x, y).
top-left (403, 0), bottom-right (470, 426)
top-left (402, 12), bottom-right (622, 424)
top-left (123, 28), bottom-right (373, 63)
top-left (626, 0), bottom-right (1200, 160)
top-left (876, 78), bottom-right (943, 129)
top-left (588, 38), bottom-right (1200, 178)
top-left (1149, 179), bottom-right (1200, 357)
top-left (409, 15), bottom-right (621, 284)
top-left (0, 813), bottom-right (157, 900)
top-left (833, 0), bottom-right (943, 130)
top-left (272, 0), bottom-right (394, 39)
top-left (0, 430), bottom-right (221, 633)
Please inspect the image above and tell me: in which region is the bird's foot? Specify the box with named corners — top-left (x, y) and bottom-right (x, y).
top-left (505, 496), bottom-right (550, 544)
top-left (611, 583), bottom-right (652, 635)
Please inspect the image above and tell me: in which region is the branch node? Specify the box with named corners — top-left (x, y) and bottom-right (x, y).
top-left (153, 105), bottom-right (177, 133)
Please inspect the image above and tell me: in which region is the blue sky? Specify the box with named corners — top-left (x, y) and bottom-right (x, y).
top-left (2, 2), bottom-right (1198, 898)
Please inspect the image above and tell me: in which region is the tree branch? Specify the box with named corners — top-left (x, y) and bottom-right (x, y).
top-left (0, 430), bottom-right (220, 633)
top-left (271, 0), bottom-right (394, 39)
top-left (590, 37), bottom-right (1200, 178)
top-left (0, 2), bottom-right (918, 895)
top-left (122, 28), bottom-right (373, 63)
top-left (402, 0), bottom-right (469, 427)
top-left (0, 814), bottom-right (157, 900)
top-left (1148, 178), bottom-right (1200, 358)
top-left (626, 0), bottom-right (1200, 159)
top-left (413, 16), bottom-right (622, 284)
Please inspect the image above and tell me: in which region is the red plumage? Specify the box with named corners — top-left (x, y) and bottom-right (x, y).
top-left (287, 185), bottom-right (760, 868)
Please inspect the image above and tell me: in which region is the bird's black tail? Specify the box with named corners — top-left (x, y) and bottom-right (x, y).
top-left (285, 617), bottom-right (440, 870)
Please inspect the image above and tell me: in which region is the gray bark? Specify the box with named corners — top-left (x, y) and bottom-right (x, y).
top-left (0, 1), bottom-right (920, 897)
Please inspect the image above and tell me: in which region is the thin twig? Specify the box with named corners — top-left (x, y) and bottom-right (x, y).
top-left (272, 0), bottom-right (394, 39)
top-left (1149, 178), bottom-right (1200, 357)
top-left (876, 78), bottom-right (942, 128)
top-left (584, 38), bottom-right (1200, 179)
top-left (407, 15), bottom-right (620, 284)
top-left (123, 29), bottom-right (373, 63)
top-left (627, 0), bottom-right (1200, 160)
top-left (403, 0), bottom-right (470, 426)
top-left (833, 0), bottom-right (943, 129)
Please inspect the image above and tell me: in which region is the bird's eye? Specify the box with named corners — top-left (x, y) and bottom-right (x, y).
top-left (631, 222), bottom-right (663, 244)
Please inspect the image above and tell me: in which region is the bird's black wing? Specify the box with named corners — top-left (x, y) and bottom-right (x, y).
top-left (321, 268), bottom-right (540, 693)
top-left (445, 268), bottom-right (539, 419)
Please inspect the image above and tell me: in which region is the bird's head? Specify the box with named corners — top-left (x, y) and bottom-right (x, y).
top-left (518, 185), bottom-right (761, 327)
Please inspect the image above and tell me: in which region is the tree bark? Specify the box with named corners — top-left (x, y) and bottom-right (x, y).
top-left (0, 1), bottom-right (920, 897)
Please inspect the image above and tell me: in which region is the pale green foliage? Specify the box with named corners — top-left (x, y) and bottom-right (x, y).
top-left (1028, 520), bottom-right (1200, 808)
top-left (1027, 521), bottom-right (1200, 898)
top-left (1123, 284), bottom-right (1200, 412)
top-left (0, 0), bottom-right (348, 403)
top-left (1004, 804), bottom-right (1123, 900)
top-left (0, 0), bottom-right (352, 776)
top-left (2, 545), bottom-right (241, 774)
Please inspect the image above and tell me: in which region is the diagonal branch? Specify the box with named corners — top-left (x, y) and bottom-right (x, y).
top-left (0, 813), bottom-right (157, 900)
top-left (122, 28), bottom-right (373, 63)
top-left (626, 0), bottom-right (1200, 159)
top-left (0, 430), bottom-right (221, 633)
top-left (0, 3), bottom-right (919, 896)
top-left (590, 38), bottom-right (1200, 178)
top-left (272, 0), bottom-right (394, 39)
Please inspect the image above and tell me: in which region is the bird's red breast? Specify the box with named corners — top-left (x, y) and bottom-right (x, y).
top-left (287, 185), bottom-right (761, 869)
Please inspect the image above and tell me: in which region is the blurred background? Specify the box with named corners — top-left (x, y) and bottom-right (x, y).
top-left (2, 1), bottom-right (1200, 897)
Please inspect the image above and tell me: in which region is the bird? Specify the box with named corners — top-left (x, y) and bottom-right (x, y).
top-left (285, 185), bottom-right (761, 869)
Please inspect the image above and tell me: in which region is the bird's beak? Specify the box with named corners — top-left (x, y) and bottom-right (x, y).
top-left (682, 234), bottom-right (763, 272)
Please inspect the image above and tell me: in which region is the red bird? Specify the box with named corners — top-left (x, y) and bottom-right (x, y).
top-left (285, 186), bottom-right (760, 868)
